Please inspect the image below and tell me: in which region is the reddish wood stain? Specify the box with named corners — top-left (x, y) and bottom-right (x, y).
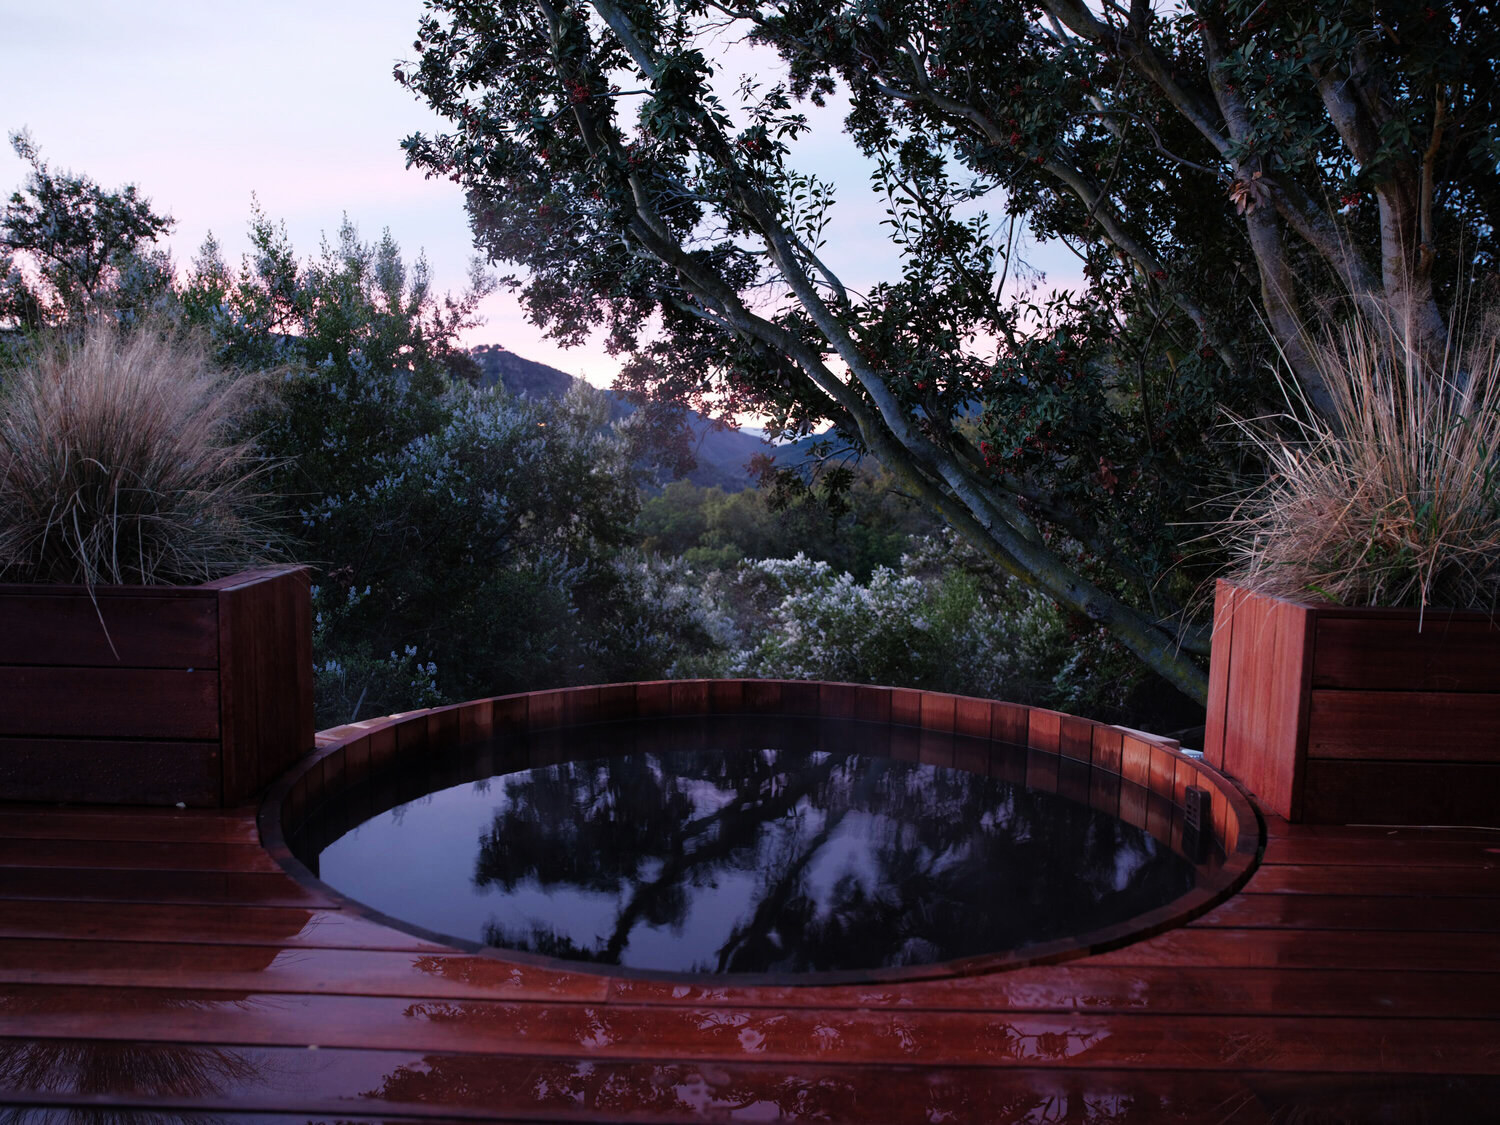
top-left (1206, 580), bottom-right (1500, 824)
top-left (0, 681), bottom-right (1490, 1120)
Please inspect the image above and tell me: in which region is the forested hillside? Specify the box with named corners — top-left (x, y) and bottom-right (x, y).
top-left (469, 343), bottom-right (809, 492)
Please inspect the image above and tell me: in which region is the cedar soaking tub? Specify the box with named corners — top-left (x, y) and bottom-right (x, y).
top-left (262, 681), bottom-right (1258, 983)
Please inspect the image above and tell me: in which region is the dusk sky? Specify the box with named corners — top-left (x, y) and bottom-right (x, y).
top-left (5, 1), bottom-right (1071, 390)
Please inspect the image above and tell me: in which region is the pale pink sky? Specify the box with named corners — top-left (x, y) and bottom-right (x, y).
top-left (4, 1), bottom-right (1074, 389)
top-left (3, 0), bottom-right (626, 381)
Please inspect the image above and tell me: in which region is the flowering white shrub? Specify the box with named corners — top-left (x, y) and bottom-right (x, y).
top-left (723, 553), bottom-right (1012, 697)
top-left (899, 532), bottom-right (1149, 716)
top-left (602, 550), bottom-right (739, 678)
top-left (610, 532), bottom-right (1153, 722)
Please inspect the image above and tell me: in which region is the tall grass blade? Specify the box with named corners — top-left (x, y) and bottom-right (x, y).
top-left (1221, 307), bottom-right (1500, 617)
top-left (0, 319), bottom-right (283, 587)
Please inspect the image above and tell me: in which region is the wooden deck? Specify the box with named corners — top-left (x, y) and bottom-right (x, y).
top-left (1, 799), bottom-right (1497, 1122)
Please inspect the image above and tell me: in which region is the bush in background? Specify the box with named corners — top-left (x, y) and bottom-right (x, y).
top-left (181, 213), bottom-right (667, 725)
top-left (602, 549), bottom-right (738, 681)
top-left (648, 538), bottom-right (1166, 727)
top-left (310, 582), bottom-right (445, 727)
top-left (300, 380), bottom-right (646, 719)
top-left (729, 555), bottom-right (1011, 697)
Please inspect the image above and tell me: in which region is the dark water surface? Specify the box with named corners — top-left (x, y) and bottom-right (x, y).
top-left (298, 720), bottom-right (1196, 975)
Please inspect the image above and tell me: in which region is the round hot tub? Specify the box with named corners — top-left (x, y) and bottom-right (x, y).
top-left (262, 681), bottom-right (1260, 985)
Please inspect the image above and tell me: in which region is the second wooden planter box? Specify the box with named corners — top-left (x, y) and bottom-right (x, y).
top-left (0, 565), bottom-right (314, 807)
top-left (1203, 579), bottom-right (1500, 825)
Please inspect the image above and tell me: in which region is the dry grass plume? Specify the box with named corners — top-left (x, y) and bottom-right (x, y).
top-left (1223, 309), bottom-right (1500, 616)
top-left (0, 319), bottom-right (281, 586)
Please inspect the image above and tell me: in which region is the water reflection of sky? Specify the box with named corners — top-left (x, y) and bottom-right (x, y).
top-left (314, 745), bottom-right (1195, 974)
top-left (321, 781), bottom-right (622, 953)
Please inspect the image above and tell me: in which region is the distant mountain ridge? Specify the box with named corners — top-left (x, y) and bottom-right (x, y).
top-left (468, 344), bottom-right (814, 491)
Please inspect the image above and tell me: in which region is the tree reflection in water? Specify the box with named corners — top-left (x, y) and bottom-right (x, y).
top-left (467, 747), bottom-right (1194, 973)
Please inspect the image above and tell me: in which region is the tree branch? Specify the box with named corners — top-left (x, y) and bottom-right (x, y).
top-left (1040, 0), bottom-right (1232, 159)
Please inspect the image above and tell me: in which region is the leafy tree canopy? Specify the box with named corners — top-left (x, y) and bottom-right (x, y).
top-left (399, 0), bottom-right (1500, 702)
top-left (176, 214), bottom-right (672, 720)
top-left (0, 132), bottom-right (175, 330)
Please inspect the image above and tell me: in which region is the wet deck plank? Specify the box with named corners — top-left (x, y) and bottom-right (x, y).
top-left (0, 801), bottom-right (1495, 1122)
top-left (5, 1042), bottom-right (1498, 1123)
top-left (4, 940), bottom-right (1498, 1017)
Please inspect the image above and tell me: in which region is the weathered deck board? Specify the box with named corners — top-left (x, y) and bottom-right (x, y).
top-left (6, 982), bottom-right (1500, 1073)
top-left (0, 838), bottom-right (284, 873)
top-left (1087, 926), bottom-right (1500, 971)
top-left (0, 806), bottom-right (262, 844)
top-left (0, 798), bottom-right (1495, 1121)
top-left (0, 867), bottom-right (327, 907)
top-left (4, 1043), bottom-right (1497, 1124)
top-left (5, 940), bottom-right (1497, 1017)
top-left (0, 901), bottom-right (445, 950)
top-left (1192, 891), bottom-right (1500, 931)
top-left (1260, 834), bottom-right (1500, 867)
top-left (1233, 863), bottom-right (1500, 897)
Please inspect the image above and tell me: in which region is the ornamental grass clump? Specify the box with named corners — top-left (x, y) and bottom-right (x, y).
top-left (1224, 310), bottom-right (1500, 615)
top-left (0, 319), bottom-right (279, 586)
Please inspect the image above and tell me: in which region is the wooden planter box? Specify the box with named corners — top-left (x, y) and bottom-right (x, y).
top-left (0, 565), bottom-right (314, 807)
top-left (1204, 579), bottom-right (1500, 825)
